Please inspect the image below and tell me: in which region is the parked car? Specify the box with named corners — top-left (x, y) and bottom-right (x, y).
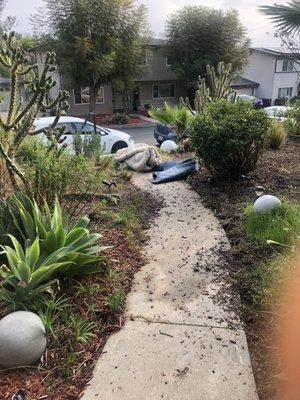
top-left (154, 124), bottom-right (178, 144)
top-left (154, 123), bottom-right (191, 144)
top-left (33, 116), bottom-right (134, 154)
top-left (264, 106), bottom-right (291, 121)
top-left (236, 94), bottom-right (264, 108)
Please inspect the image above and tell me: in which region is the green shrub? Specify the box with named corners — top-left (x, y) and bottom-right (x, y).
top-left (107, 113), bottom-right (129, 125)
top-left (285, 100), bottom-right (300, 135)
top-left (244, 202), bottom-right (300, 247)
top-left (190, 100), bottom-right (270, 180)
top-left (267, 120), bottom-right (287, 149)
top-left (73, 132), bottom-right (102, 159)
top-left (18, 140), bottom-right (106, 204)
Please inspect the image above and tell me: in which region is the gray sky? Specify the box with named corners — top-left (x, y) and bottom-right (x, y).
top-left (4, 0), bottom-right (280, 47)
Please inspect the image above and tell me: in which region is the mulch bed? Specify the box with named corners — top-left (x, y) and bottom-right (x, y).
top-left (95, 115), bottom-right (148, 126)
top-left (189, 139), bottom-right (300, 400)
top-left (0, 183), bottom-right (162, 400)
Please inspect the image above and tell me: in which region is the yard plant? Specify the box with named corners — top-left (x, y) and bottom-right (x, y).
top-left (149, 102), bottom-right (191, 143)
top-left (267, 119), bottom-right (287, 149)
top-left (190, 99), bottom-right (270, 180)
top-left (0, 31), bottom-right (69, 191)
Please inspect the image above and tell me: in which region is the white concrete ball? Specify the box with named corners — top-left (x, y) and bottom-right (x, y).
top-left (160, 140), bottom-right (178, 153)
top-left (253, 195), bottom-right (281, 214)
top-left (0, 311), bottom-right (46, 368)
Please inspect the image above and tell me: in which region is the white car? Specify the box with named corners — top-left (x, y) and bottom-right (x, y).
top-left (33, 116), bottom-right (134, 154)
top-left (264, 106), bottom-right (291, 121)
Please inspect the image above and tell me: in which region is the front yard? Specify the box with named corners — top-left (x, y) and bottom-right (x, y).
top-left (189, 139), bottom-right (300, 399)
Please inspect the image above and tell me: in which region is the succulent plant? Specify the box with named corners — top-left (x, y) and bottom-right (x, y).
top-left (0, 31), bottom-right (70, 192)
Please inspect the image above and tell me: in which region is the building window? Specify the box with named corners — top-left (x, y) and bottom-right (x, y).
top-left (73, 86), bottom-right (104, 104)
top-left (282, 59), bottom-right (294, 72)
top-left (278, 87), bottom-right (293, 98)
top-left (153, 84), bottom-right (175, 99)
top-left (166, 55), bottom-right (173, 66)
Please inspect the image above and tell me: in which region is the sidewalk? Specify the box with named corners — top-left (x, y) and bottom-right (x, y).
top-left (82, 175), bottom-right (258, 400)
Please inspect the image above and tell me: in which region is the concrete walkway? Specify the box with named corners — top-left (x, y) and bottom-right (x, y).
top-left (82, 175), bottom-right (258, 400)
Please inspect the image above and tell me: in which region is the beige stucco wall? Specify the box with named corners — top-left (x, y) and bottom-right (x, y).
top-left (139, 80), bottom-right (186, 109)
top-left (137, 46), bottom-right (179, 82)
top-left (67, 84), bottom-right (113, 117)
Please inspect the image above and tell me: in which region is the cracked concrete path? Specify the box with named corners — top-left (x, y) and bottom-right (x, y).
top-left (82, 174), bottom-right (258, 400)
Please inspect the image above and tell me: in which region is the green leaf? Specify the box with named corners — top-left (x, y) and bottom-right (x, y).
top-left (19, 206), bottom-right (36, 238)
top-left (55, 226), bottom-right (66, 248)
top-left (65, 227), bottom-right (88, 246)
top-left (45, 230), bottom-right (57, 253)
top-left (16, 261), bottom-right (31, 283)
top-left (52, 197), bottom-right (63, 229)
top-left (29, 261), bottom-right (71, 288)
top-left (25, 237), bottom-right (40, 270)
top-left (7, 235), bottom-right (25, 261)
top-left (74, 216), bottom-right (90, 229)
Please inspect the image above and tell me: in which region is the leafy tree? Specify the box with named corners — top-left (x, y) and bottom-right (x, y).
top-left (111, 5), bottom-right (148, 113)
top-left (260, 1), bottom-right (300, 34)
top-left (33, 0), bottom-right (147, 114)
top-left (165, 6), bottom-right (250, 93)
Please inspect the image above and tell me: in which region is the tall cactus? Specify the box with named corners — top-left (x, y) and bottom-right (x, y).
top-left (181, 61), bottom-right (236, 114)
top-left (0, 31), bottom-right (70, 191)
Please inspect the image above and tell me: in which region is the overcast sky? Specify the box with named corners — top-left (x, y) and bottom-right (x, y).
top-left (3, 0), bottom-right (280, 47)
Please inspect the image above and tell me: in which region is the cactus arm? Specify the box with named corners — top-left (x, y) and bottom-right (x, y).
top-left (6, 64), bottom-right (19, 126)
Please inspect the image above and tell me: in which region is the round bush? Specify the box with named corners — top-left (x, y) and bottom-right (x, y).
top-left (190, 100), bottom-right (270, 180)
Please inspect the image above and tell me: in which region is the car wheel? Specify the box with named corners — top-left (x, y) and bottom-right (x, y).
top-left (111, 141), bottom-right (128, 154)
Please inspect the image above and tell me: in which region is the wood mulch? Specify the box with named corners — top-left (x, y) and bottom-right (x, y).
top-left (0, 182), bottom-right (162, 400)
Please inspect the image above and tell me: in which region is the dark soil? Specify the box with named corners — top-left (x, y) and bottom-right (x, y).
top-left (0, 181), bottom-right (162, 400)
top-left (189, 140), bottom-right (300, 400)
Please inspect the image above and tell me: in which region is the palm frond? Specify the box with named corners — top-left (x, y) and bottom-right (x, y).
top-left (260, 1), bottom-right (300, 34)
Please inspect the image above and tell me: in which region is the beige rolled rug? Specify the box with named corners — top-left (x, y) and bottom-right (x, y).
top-left (115, 143), bottom-right (162, 172)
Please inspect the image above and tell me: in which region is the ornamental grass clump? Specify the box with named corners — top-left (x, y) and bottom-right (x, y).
top-left (267, 120), bottom-right (287, 150)
top-left (190, 99), bottom-right (270, 180)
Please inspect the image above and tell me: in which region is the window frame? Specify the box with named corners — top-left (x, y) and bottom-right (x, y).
top-left (278, 87), bottom-right (293, 98)
top-left (166, 55), bottom-right (173, 67)
top-left (282, 59), bottom-right (294, 72)
top-left (152, 83), bottom-right (176, 99)
top-left (73, 86), bottom-right (105, 105)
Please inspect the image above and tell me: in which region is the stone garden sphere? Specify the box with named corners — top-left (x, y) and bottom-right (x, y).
top-left (0, 311), bottom-right (47, 368)
top-left (253, 195), bottom-right (282, 214)
top-left (160, 140), bottom-right (178, 153)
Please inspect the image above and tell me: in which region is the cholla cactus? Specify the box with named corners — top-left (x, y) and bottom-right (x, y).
top-left (181, 61), bottom-right (237, 114)
top-left (0, 31), bottom-right (70, 191)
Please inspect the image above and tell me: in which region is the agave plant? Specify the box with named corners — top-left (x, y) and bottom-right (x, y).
top-left (9, 196), bottom-right (108, 277)
top-left (0, 236), bottom-right (71, 308)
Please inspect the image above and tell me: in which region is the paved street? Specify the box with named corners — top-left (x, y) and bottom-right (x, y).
top-left (121, 125), bottom-right (157, 146)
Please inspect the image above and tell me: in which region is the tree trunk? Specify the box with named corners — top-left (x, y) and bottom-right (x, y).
top-left (89, 85), bottom-right (98, 115)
